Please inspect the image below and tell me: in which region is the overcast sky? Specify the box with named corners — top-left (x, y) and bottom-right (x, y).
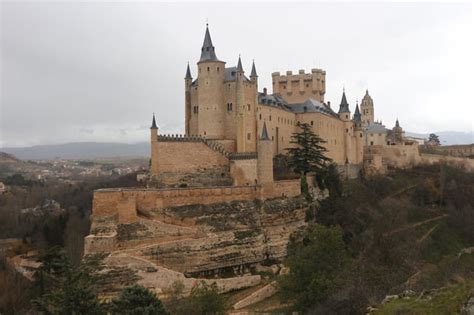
top-left (1, 1), bottom-right (473, 147)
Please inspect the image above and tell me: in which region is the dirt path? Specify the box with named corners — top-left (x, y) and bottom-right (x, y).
top-left (417, 224), bottom-right (440, 243)
top-left (383, 214), bottom-right (448, 237)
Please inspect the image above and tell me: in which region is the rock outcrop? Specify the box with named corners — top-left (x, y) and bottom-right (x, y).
top-left (86, 195), bottom-right (308, 295)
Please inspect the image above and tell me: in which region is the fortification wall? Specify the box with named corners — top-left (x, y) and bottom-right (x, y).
top-left (272, 180), bottom-right (301, 198)
top-left (92, 179), bottom-right (301, 221)
top-left (151, 138), bottom-right (231, 186)
top-left (381, 144), bottom-right (421, 168)
top-left (420, 154), bottom-right (474, 172)
top-left (230, 158), bottom-right (258, 186)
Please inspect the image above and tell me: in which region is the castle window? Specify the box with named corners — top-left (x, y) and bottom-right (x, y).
top-left (306, 84), bottom-right (309, 88)
top-left (370, 141), bottom-right (374, 146)
top-left (311, 121), bottom-right (313, 126)
top-left (272, 136), bottom-right (274, 140)
top-left (207, 67), bottom-right (210, 72)
top-left (346, 115), bottom-right (349, 119)
top-left (217, 67), bottom-right (220, 72)
top-left (247, 104), bottom-right (251, 111)
top-left (283, 85), bottom-right (286, 89)
top-left (247, 133), bottom-right (251, 140)
top-left (269, 115), bottom-right (272, 121)
top-left (360, 133), bottom-right (362, 138)
top-left (193, 106), bottom-right (199, 114)
top-left (259, 114), bottom-right (262, 120)
top-left (227, 103), bottom-right (233, 112)
top-left (346, 128), bottom-right (348, 133)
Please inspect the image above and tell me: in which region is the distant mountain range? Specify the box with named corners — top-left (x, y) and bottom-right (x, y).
top-left (1, 142), bottom-right (150, 160)
top-left (406, 131), bottom-right (473, 146)
top-left (1, 131), bottom-right (472, 160)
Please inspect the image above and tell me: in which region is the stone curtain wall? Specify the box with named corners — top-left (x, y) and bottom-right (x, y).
top-left (420, 153), bottom-right (474, 172)
top-left (153, 140), bottom-right (231, 185)
top-left (92, 186), bottom-right (260, 221)
top-left (92, 181), bottom-right (301, 222)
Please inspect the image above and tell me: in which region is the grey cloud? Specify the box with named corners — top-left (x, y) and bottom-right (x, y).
top-left (1, 2), bottom-right (472, 148)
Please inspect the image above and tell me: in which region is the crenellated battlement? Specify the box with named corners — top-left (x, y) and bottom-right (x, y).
top-left (271, 68), bottom-right (326, 103)
top-left (157, 134), bottom-right (231, 158)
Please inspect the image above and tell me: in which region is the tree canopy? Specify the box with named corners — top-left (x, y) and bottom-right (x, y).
top-left (278, 224), bottom-right (352, 311)
top-left (109, 285), bottom-right (168, 315)
top-left (286, 123), bottom-right (332, 176)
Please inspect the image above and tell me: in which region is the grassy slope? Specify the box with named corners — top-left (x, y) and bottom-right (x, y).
top-left (375, 281), bottom-right (473, 314)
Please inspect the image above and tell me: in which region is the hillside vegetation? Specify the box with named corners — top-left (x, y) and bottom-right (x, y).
top-left (279, 164), bottom-right (473, 314)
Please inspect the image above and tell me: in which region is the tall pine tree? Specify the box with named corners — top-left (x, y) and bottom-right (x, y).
top-left (286, 122), bottom-right (332, 176)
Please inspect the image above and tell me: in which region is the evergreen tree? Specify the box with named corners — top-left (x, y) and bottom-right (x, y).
top-left (278, 224), bottom-right (352, 311)
top-left (109, 285), bottom-right (168, 315)
top-left (188, 281), bottom-right (228, 315)
top-left (286, 123), bottom-right (332, 176)
top-left (32, 247), bottom-right (106, 315)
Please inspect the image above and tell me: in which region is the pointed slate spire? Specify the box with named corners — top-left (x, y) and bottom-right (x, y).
top-left (353, 102), bottom-right (361, 122)
top-left (199, 24), bottom-right (219, 62)
top-left (395, 118), bottom-right (400, 128)
top-left (237, 55), bottom-right (244, 72)
top-left (338, 89), bottom-right (350, 113)
top-left (185, 62), bottom-right (192, 80)
top-left (250, 60), bottom-right (257, 78)
top-left (150, 113), bottom-right (158, 129)
top-left (260, 122), bottom-right (270, 140)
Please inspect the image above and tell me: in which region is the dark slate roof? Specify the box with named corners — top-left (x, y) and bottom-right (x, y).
top-left (237, 56), bottom-right (243, 72)
top-left (258, 93), bottom-right (292, 111)
top-left (199, 26), bottom-right (220, 62)
top-left (290, 98), bottom-right (339, 117)
top-left (365, 123), bottom-right (388, 133)
top-left (150, 114), bottom-right (158, 129)
top-left (250, 60), bottom-right (257, 77)
top-left (353, 103), bottom-right (361, 122)
top-left (338, 90), bottom-right (350, 113)
top-left (258, 94), bottom-right (338, 118)
top-left (185, 63), bottom-right (192, 80)
top-left (225, 67), bottom-right (250, 82)
top-left (261, 122), bottom-right (270, 140)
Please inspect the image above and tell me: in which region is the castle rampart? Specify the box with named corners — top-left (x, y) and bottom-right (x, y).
top-left (91, 181), bottom-right (301, 223)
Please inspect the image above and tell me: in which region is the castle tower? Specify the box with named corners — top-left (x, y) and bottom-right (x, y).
top-left (352, 102), bottom-right (364, 163)
top-left (250, 60), bottom-right (257, 83)
top-left (236, 55), bottom-right (246, 152)
top-left (352, 101), bottom-right (362, 127)
top-left (150, 113), bottom-right (159, 175)
top-left (392, 118), bottom-right (405, 143)
top-left (184, 63), bottom-right (192, 135)
top-left (257, 122), bottom-right (274, 187)
top-left (196, 24), bottom-right (226, 139)
top-left (338, 89), bottom-right (351, 121)
top-left (361, 89), bottom-right (374, 125)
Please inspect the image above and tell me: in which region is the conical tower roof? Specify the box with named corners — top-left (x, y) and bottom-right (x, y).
top-left (199, 25), bottom-right (219, 62)
top-left (150, 113), bottom-right (158, 129)
top-left (185, 63), bottom-right (192, 80)
top-left (237, 55), bottom-right (244, 72)
top-left (260, 122), bottom-right (270, 140)
top-left (338, 89), bottom-right (351, 113)
top-left (353, 102), bottom-right (361, 122)
top-left (250, 60), bottom-right (257, 77)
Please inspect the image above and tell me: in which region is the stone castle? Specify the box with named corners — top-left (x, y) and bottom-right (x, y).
top-left (83, 25), bottom-right (474, 305)
top-left (150, 24), bottom-right (420, 186)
